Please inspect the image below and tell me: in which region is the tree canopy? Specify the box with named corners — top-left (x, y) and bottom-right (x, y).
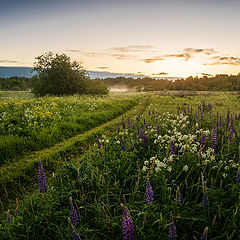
top-left (32, 52), bottom-right (108, 96)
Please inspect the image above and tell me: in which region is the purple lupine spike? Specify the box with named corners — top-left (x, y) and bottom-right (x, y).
top-left (238, 113), bottom-right (240, 119)
top-left (201, 192), bottom-right (208, 206)
top-left (200, 135), bottom-right (206, 153)
top-left (177, 110), bottom-right (179, 116)
top-left (170, 140), bottom-right (175, 155)
top-left (194, 132), bottom-right (198, 144)
top-left (140, 128), bottom-right (143, 139)
top-left (68, 218), bottom-right (81, 240)
top-left (121, 204), bottom-right (134, 240)
top-left (70, 197), bottom-right (79, 225)
top-left (122, 117), bottom-right (126, 130)
top-left (38, 159), bottom-right (47, 193)
top-left (201, 227), bottom-right (208, 240)
top-left (117, 124), bottom-right (120, 133)
top-left (146, 179), bottom-right (154, 205)
top-left (6, 210), bottom-right (11, 223)
top-left (229, 129), bottom-right (233, 140)
top-left (236, 167), bottom-right (240, 182)
top-left (149, 110), bottom-right (151, 116)
top-left (226, 110), bottom-right (230, 130)
top-left (144, 133), bottom-right (148, 145)
top-left (121, 140), bottom-right (126, 151)
top-left (174, 187), bottom-right (181, 202)
top-left (169, 211), bottom-right (177, 239)
top-left (231, 115), bottom-right (234, 131)
top-left (132, 123), bottom-right (135, 129)
top-left (211, 127), bottom-right (217, 151)
top-left (97, 137), bottom-right (101, 149)
top-left (157, 125), bottom-right (160, 134)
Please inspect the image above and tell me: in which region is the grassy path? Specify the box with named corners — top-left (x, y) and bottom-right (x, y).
top-left (0, 96), bottom-right (150, 213)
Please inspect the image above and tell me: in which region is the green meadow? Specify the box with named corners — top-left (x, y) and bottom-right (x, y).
top-left (0, 91), bottom-right (240, 239)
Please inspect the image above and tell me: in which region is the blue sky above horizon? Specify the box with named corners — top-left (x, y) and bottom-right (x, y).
top-left (1, 0), bottom-right (240, 77)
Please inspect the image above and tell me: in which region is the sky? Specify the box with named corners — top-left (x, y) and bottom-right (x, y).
top-left (1, 0), bottom-right (240, 78)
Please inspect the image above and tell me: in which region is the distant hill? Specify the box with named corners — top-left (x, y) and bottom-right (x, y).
top-left (0, 67), bottom-right (180, 80)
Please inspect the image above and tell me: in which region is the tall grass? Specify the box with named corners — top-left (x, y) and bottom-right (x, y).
top-left (1, 93), bottom-right (240, 239)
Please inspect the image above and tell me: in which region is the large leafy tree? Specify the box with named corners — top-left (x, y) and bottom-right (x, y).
top-left (32, 52), bottom-right (88, 96)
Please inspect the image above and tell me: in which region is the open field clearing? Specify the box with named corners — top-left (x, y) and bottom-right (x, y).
top-left (0, 94), bottom-right (138, 166)
top-left (0, 92), bottom-right (240, 239)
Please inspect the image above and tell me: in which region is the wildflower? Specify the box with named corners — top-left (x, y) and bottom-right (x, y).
top-left (167, 166), bottom-right (172, 172)
top-left (170, 140), bottom-right (175, 155)
top-left (157, 125), bottom-right (160, 134)
top-left (201, 192), bottom-right (208, 206)
top-left (128, 118), bottom-right (131, 128)
top-left (6, 210), bottom-right (11, 223)
top-left (146, 179), bottom-right (154, 205)
top-left (236, 167), bottom-right (240, 182)
top-left (140, 128), bottom-right (143, 139)
top-left (68, 217), bottom-right (81, 240)
top-left (38, 159), bottom-right (47, 193)
top-left (174, 187), bottom-right (182, 202)
top-left (200, 135), bottom-right (206, 153)
top-left (117, 124), bottom-right (120, 133)
top-left (169, 211), bottom-right (177, 238)
top-left (226, 110), bottom-right (230, 130)
top-left (211, 127), bottom-right (217, 152)
top-left (122, 117), bottom-right (126, 130)
top-left (183, 165), bottom-right (188, 172)
top-left (97, 137), bottom-right (101, 149)
top-left (121, 140), bottom-right (126, 151)
top-left (70, 197), bottom-right (79, 225)
top-left (144, 133), bottom-right (148, 145)
top-left (201, 227), bottom-right (208, 240)
top-left (121, 204), bottom-right (134, 240)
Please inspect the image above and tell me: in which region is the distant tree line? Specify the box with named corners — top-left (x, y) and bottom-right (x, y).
top-left (1, 72), bottom-right (240, 92)
top-left (0, 76), bottom-right (33, 91)
top-left (100, 74), bottom-right (240, 91)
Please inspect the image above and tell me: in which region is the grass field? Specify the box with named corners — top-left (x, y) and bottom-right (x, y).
top-left (0, 91), bottom-right (240, 239)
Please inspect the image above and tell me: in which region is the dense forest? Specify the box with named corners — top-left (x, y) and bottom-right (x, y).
top-left (1, 74), bottom-right (240, 92)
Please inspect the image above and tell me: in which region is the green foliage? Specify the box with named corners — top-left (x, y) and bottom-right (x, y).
top-left (0, 95), bottom-right (137, 166)
top-left (0, 77), bottom-right (33, 91)
top-left (1, 93), bottom-right (240, 239)
top-left (32, 52), bottom-right (108, 96)
top-left (102, 74), bottom-right (240, 91)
